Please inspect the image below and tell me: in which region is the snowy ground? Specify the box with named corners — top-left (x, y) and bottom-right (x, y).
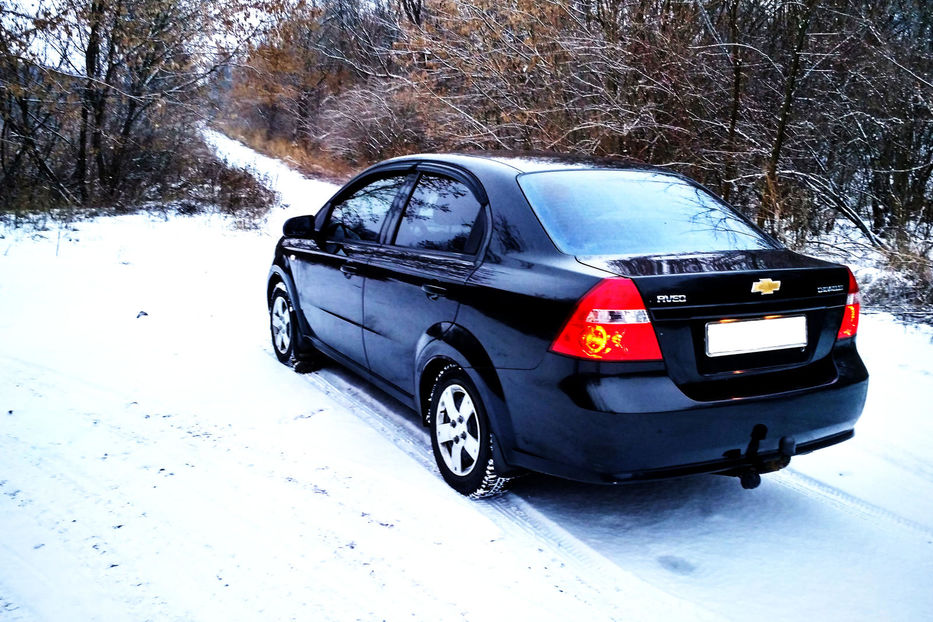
top-left (1, 135), bottom-right (932, 621)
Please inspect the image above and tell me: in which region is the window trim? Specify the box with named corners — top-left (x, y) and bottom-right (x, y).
top-left (382, 165), bottom-right (490, 260)
top-left (318, 166), bottom-right (415, 247)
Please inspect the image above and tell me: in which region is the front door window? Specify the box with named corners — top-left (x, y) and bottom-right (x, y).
top-left (326, 175), bottom-right (407, 249)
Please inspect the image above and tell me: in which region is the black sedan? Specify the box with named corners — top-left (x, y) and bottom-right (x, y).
top-left (267, 153), bottom-right (868, 497)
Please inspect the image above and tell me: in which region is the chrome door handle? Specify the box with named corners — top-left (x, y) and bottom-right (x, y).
top-left (340, 264), bottom-right (359, 278)
top-left (421, 284), bottom-right (447, 300)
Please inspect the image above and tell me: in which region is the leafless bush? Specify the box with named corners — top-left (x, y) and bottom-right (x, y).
top-left (314, 86), bottom-right (441, 164)
top-left (195, 150), bottom-right (278, 229)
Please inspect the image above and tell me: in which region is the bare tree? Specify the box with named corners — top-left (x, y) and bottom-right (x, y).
top-left (1, 0), bottom-right (266, 211)
top-left (222, 0), bottom-right (932, 260)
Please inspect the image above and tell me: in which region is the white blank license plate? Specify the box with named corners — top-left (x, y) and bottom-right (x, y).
top-left (706, 315), bottom-right (807, 358)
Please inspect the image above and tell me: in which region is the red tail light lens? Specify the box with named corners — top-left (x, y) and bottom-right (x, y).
top-left (836, 267), bottom-right (860, 340)
top-left (551, 278), bottom-right (663, 361)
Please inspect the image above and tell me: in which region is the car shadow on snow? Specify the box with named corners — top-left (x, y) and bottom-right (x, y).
top-left (310, 359), bottom-right (831, 544)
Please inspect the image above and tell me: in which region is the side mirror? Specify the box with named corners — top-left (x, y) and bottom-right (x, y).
top-left (283, 215), bottom-right (316, 238)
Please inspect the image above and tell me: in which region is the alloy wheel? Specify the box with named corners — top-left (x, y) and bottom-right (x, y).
top-left (271, 295), bottom-right (291, 354)
top-left (434, 383), bottom-right (481, 476)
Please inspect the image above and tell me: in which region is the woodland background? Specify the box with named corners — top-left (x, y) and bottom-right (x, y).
top-left (2, 0), bottom-right (932, 305)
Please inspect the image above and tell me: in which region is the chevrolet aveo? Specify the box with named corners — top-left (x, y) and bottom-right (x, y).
top-left (267, 153), bottom-right (868, 498)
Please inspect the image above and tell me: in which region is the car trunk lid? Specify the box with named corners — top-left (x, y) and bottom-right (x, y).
top-left (577, 250), bottom-right (850, 400)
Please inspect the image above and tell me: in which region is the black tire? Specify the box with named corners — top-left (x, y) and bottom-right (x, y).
top-left (270, 282), bottom-right (297, 365)
top-left (270, 282), bottom-right (321, 372)
top-left (428, 364), bottom-right (510, 498)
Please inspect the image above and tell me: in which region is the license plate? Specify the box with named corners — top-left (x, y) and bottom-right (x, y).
top-left (706, 315), bottom-right (807, 358)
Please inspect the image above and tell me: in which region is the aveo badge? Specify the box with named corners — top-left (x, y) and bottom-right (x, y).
top-left (751, 278), bottom-right (781, 295)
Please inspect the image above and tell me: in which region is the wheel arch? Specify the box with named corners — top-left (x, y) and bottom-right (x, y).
top-left (267, 264), bottom-right (316, 355)
top-left (267, 264), bottom-right (297, 307)
top-left (414, 324), bottom-right (518, 473)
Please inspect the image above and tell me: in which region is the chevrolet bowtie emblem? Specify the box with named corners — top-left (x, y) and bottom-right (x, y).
top-left (751, 278), bottom-right (781, 295)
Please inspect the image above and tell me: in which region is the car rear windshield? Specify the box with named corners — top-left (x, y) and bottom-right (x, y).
top-left (517, 170), bottom-right (777, 256)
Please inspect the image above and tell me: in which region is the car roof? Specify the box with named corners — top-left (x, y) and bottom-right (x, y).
top-left (379, 151), bottom-right (677, 176)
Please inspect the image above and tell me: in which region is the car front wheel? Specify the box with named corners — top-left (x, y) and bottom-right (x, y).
top-left (270, 283), bottom-right (296, 364)
top-left (429, 365), bottom-right (509, 498)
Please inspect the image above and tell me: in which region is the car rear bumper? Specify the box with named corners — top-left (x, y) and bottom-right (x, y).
top-left (490, 342), bottom-right (868, 484)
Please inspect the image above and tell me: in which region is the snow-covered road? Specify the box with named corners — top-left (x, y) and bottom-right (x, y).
top-left (1, 135), bottom-right (931, 620)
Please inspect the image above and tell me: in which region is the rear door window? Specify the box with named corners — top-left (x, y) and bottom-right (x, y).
top-left (392, 174), bottom-right (484, 254)
top-left (325, 175), bottom-right (407, 243)
top-left (517, 170), bottom-right (777, 256)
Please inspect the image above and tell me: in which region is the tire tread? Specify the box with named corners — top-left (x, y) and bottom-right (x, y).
top-left (429, 363), bottom-right (510, 499)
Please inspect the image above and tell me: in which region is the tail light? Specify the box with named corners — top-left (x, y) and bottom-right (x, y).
top-left (551, 278), bottom-right (663, 361)
top-left (836, 267), bottom-right (860, 340)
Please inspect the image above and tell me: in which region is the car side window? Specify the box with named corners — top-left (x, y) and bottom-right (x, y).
top-left (325, 175), bottom-right (407, 243)
top-left (393, 174), bottom-right (484, 254)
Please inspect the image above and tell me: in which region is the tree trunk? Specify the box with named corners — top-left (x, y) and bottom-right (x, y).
top-left (75, 0), bottom-right (106, 204)
top-left (760, 0), bottom-right (818, 229)
top-left (723, 0), bottom-right (742, 203)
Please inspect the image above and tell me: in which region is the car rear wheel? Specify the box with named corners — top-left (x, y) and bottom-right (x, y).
top-left (429, 365), bottom-right (509, 498)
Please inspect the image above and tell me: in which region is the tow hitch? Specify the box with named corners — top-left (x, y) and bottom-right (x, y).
top-left (725, 425), bottom-right (797, 490)
top-left (739, 469), bottom-right (762, 490)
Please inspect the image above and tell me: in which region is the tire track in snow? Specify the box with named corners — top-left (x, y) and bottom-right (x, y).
top-left (306, 363), bottom-right (933, 545)
top-left (304, 362), bottom-right (933, 604)
top-left (773, 469), bottom-right (933, 539)
top-left (302, 366), bottom-right (722, 621)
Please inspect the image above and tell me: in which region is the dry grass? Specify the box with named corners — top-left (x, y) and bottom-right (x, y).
top-left (215, 122), bottom-right (357, 184)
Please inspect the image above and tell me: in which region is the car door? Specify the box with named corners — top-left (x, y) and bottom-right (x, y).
top-left (363, 168), bottom-right (488, 395)
top-left (289, 172), bottom-right (409, 368)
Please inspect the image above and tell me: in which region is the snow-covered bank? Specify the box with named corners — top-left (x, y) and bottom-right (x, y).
top-left (202, 129), bottom-right (338, 237)
top-left (2, 135), bottom-right (932, 621)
